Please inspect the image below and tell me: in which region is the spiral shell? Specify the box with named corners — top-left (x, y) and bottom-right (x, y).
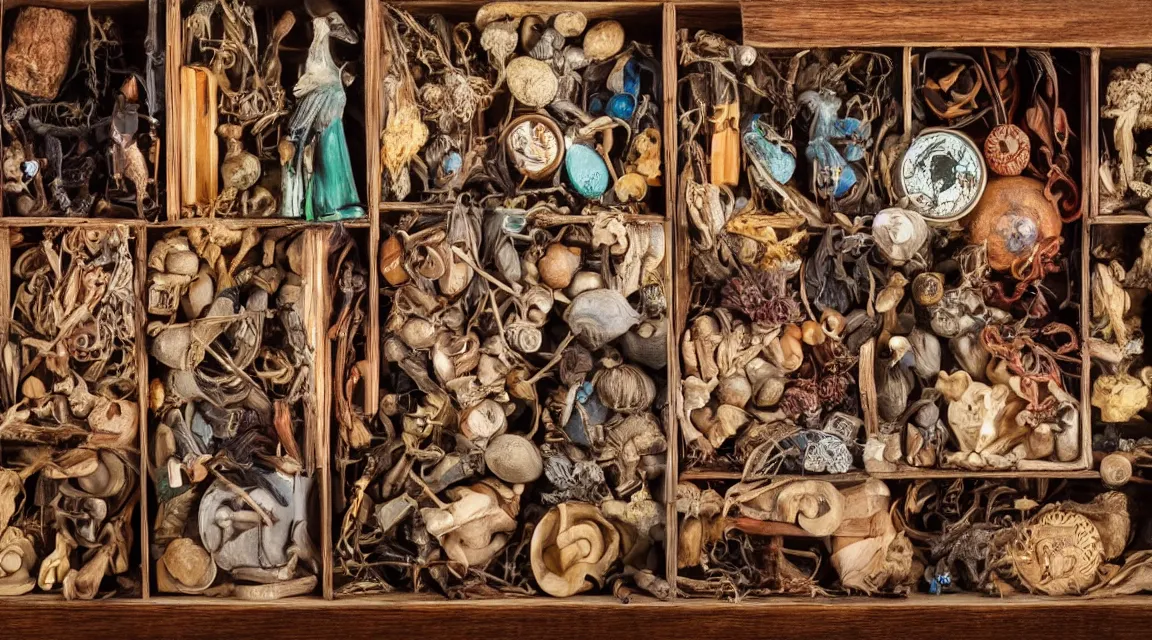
top-left (505, 321), bottom-right (543, 354)
top-left (593, 364), bottom-right (656, 413)
top-left (530, 502), bottom-right (621, 597)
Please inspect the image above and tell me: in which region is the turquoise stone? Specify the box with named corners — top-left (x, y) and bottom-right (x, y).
top-left (565, 144), bottom-right (610, 198)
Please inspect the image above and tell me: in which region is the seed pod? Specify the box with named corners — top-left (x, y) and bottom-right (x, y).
top-left (912, 272), bottom-right (945, 306)
top-left (506, 57), bottom-right (558, 107)
top-left (594, 364), bottom-right (656, 413)
top-left (984, 124), bottom-right (1031, 176)
top-left (583, 20), bottom-right (624, 61)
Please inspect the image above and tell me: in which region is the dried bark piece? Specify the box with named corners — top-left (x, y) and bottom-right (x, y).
top-left (180, 67), bottom-right (219, 209)
top-left (4, 8), bottom-right (76, 100)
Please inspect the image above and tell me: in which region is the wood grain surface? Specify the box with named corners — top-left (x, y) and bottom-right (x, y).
top-left (742, 0), bottom-right (1152, 47)
top-left (4, 594), bottom-right (1152, 640)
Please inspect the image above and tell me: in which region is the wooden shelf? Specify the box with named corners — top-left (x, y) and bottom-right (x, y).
top-left (3, 593), bottom-right (1152, 639)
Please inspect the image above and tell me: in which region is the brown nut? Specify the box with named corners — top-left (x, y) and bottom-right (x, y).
top-left (984, 124), bottom-right (1031, 176)
top-left (801, 320), bottom-right (825, 346)
top-left (912, 272), bottom-right (945, 306)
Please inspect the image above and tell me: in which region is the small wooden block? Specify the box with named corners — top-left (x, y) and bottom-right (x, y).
top-left (4, 7), bottom-right (77, 100)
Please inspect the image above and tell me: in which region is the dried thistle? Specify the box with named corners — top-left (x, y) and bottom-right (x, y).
top-left (720, 268), bottom-right (801, 326)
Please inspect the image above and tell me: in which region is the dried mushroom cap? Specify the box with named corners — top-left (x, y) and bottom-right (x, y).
top-left (531, 502), bottom-right (621, 597)
top-left (158, 538), bottom-right (217, 594)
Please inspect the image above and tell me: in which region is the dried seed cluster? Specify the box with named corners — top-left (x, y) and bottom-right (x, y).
top-left (333, 5), bottom-right (671, 599)
top-left (146, 227), bottom-right (322, 599)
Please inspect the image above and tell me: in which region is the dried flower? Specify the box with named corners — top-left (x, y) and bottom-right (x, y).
top-left (720, 269), bottom-right (801, 326)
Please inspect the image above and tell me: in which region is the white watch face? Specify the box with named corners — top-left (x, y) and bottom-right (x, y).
top-left (900, 130), bottom-right (987, 222)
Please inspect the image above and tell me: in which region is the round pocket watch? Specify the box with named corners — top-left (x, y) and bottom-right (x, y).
top-left (897, 128), bottom-right (988, 224)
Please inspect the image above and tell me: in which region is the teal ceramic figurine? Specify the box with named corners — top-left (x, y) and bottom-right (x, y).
top-left (281, 11), bottom-right (365, 220)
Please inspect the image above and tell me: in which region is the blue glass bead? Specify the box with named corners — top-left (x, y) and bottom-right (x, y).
top-left (606, 93), bottom-right (636, 120)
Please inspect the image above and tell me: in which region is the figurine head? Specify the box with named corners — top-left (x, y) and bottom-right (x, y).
top-left (317, 11), bottom-right (358, 45)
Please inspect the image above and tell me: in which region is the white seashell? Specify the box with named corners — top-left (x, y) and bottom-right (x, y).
top-left (564, 289), bottom-right (641, 349)
top-left (506, 57), bottom-right (558, 107)
top-left (872, 207), bottom-right (929, 266)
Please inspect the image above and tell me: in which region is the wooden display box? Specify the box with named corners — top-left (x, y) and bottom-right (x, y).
top-left (4, 1), bottom-right (1152, 636)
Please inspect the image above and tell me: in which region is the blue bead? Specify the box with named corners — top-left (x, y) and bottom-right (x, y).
top-left (441, 151), bottom-right (462, 176)
top-left (565, 144), bottom-right (610, 198)
top-left (589, 95), bottom-right (606, 115)
top-left (606, 93), bottom-right (636, 120)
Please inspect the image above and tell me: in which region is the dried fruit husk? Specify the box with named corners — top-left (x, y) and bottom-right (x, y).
top-left (530, 502), bottom-right (621, 597)
top-left (1092, 373), bottom-right (1149, 423)
top-left (593, 364), bottom-right (656, 413)
top-left (564, 289), bottom-right (641, 350)
top-left (485, 434), bottom-right (544, 483)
